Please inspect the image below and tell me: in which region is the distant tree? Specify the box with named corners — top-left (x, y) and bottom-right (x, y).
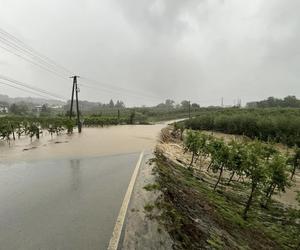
top-left (115, 100), bottom-right (125, 108)
top-left (283, 96), bottom-right (298, 107)
top-left (41, 104), bottom-right (48, 112)
top-left (109, 99), bottom-right (114, 108)
top-left (156, 99), bottom-right (175, 109)
top-left (40, 104), bottom-right (51, 116)
top-left (9, 103), bottom-right (18, 114)
top-left (181, 100), bottom-right (190, 110)
top-left (247, 95), bottom-right (300, 108)
top-left (191, 103), bottom-right (200, 109)
top-left (165, 99), bottom-right (175, 108)
top-left (9, 103), bottom-right (29, 115)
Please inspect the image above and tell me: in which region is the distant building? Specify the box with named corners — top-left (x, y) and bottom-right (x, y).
top-left (246, 102), bottom-right (258, 108)
top-left (51, 105), bottom-right (63, 109)
top-left (0, 104), bottom-right (8, 113)
top-left (34, 105), bottom-right (43, 113)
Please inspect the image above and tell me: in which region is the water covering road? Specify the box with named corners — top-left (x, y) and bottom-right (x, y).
top-left (0, 124), bottom-right (169, 249)
top-left (0, 154), bottom-right (140, 249)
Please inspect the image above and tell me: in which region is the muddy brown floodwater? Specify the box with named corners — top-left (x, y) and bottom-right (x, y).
top-left (0, 123), bottom-right (174, 250)
top-left (0, 124), bottom-right (168, 162)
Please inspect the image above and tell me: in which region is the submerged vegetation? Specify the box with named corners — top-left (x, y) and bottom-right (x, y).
top-left (0, 116), bottom-right (75, 142)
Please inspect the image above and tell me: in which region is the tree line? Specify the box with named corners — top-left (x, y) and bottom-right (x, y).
top-left (247, 95), bottom-right (300, 108)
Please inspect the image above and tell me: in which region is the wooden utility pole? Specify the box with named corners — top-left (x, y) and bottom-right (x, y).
top-left (189, 100), bottom-right (191, 119)
top-left (69, 79), bottom-right (75, 119)
top-left (70, 76), bottom-right (81, 133)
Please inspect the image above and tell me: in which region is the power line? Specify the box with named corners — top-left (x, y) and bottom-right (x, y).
top-left (0, 28), bottom-right (73, 76)
top-left (79, 82), bottom-right (163, 102)
top-left (0, 35), bottom-right (66, 75)
top-left (0, 29), bottom-right (161, 102)
top-left (0, 27), bottom-right (166, 104)
top-left (0, 74), bottom-right (67, 101)
top-left (0, 81), bottom-right (55, 100)
top-left (80, 76), bottom-right (162, 101)
top-left (0, 43), bottom-right (68, 80)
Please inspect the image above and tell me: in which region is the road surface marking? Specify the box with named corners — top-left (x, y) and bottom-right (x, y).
top-left (107, 151), bottom-right (144, 250)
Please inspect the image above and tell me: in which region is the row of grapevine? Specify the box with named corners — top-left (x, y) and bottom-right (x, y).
top-left (184, 130), bottom-right (300, 218)
top-left (185, 109), bottom-right (300, 146)
top-left (0, 117), bottom-right (75, 142)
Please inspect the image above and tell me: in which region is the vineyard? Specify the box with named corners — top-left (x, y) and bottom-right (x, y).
top-left (0, 113), bottom-right (150, 142)
top-left (151, 125), bottom-right (300, 249)
top-left (185, 108), bottom-right (300, 146)
top-left (183, 130), bottom-right (299, 217)
top-left (0, 116), bottom-right (75, 142)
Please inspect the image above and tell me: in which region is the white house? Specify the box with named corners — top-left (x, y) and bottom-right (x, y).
top-left (0, 104), bottom-right (8, 113)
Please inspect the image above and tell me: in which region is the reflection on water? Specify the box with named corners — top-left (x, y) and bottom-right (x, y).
top-left (70, 159), bottom-right (81, 192)
top-left (0, 153), bottom-right (140, 249)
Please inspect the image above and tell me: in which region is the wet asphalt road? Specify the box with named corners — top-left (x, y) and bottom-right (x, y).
top-left (0, 153), bottom-right (140, 250)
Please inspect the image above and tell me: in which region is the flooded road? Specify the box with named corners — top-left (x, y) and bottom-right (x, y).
top-left (0, 154), bottom-right (139, 249)
top-left (0, 124), bottom-right (166, 162)
top-left (0, 124), bottom-right (169, 249)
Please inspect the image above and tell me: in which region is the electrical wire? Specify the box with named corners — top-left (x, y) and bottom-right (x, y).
top-left (0, 27), bottom-right (167, 104)
top-left (0, 81), bottom-right (56, 100)
top-left (78, 82), bottom-right (164, 103)
top-left (0, 44), bottom-right (68, 80)
top-left (80, 76), bottom-right (162, 100)
top-left (0, 74), bottom-right (67, 101)
top-left (0, 28), bottom-right (73, 76)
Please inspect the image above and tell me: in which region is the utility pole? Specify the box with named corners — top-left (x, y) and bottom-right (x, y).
top-left (188, 100), bottom-right (191, 119)
top-left (221, 97), bottom-right (224, 107)
top-left (70, 75), bottom-right (81, 133)
top-left (69, 79), bottom-right (75, 119)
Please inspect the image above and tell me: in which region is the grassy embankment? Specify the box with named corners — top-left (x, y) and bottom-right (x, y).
top-left (152, 155), bottom-right (299, 249)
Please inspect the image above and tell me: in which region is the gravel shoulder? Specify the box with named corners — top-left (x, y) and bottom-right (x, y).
top-left (121, 151), bottom-right (173, 250)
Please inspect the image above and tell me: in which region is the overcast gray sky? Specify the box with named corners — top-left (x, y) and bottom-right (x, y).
top-left (0, 0), bottom-right (299, 106)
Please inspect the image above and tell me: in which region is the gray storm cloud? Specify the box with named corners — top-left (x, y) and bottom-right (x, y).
top-left (0, 0), bottom-right (299, 106)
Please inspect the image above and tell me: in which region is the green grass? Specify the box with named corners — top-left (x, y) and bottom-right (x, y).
top-left (144, 203), bottom-right (155, 213)
top-left (143, 183), bottom-right (160, 191)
